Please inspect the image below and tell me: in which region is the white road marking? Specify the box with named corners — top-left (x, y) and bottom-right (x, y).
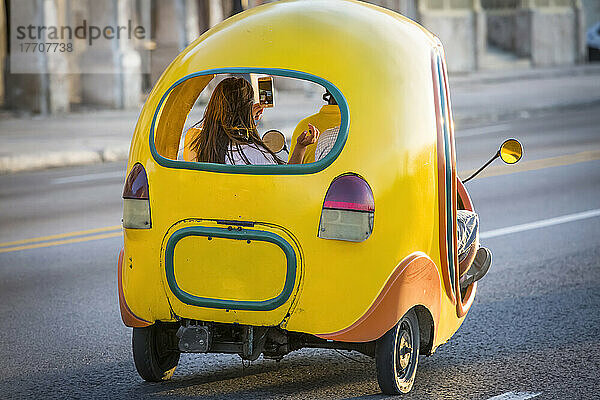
top-left (51, 171), bottom-right (124, 184)
top-left (457, 124), bottom-right (510, 138)
top-left (481, 208), bottom-right (600, 239)
top-left (486, 392), bottom-right (541, 400)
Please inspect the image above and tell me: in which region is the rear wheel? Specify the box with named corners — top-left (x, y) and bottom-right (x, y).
top-left (375, 309), bottom-right (420, 395)
top-left (132, 323), bottom-right (180, 382)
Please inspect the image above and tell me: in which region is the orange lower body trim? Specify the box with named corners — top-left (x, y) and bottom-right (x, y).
top-left (117, 247), bottom-right (152, 328)
top-left (316, 252), bottom-right (441, 343)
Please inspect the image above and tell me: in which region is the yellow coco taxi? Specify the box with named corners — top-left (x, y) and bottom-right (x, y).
top-left (117, 0), bottom-right (522, 395)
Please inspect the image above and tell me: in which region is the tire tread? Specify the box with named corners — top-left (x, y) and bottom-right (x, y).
top-left (375, 309), bottom-right (420, 395)
top-left (132, 325), bottom-right (180, 382)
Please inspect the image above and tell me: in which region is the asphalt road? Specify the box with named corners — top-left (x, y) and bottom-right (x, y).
top-left (0, 106), bottom-right (599, 399)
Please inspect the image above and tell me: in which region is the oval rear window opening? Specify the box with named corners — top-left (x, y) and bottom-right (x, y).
top-left (149, 68), bottom-right (350, 175)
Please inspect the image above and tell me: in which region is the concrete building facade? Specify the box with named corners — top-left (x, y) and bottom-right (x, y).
top-left (483, 0), bottom-right (586, 67)
top-left (0, 0), bottom-right (592, 114)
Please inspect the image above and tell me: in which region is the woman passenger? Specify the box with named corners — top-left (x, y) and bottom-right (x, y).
top-left (190, 77), bottom-right (314, 165)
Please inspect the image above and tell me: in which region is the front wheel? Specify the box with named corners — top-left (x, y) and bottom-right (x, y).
top-left (375, 309), bottom-right (420, 395)
top-left (132, 323), bottom-right (180, 382)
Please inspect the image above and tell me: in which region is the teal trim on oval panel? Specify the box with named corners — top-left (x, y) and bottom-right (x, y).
top-left (164, 226), bottom-right (297, 311)
top-left (149, 68), bottom-right (350, 175)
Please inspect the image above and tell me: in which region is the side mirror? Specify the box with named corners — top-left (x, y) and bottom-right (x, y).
top-left (462, 138), bottom-right (524, 183)
top-left (261, 130), bottom-right (287, 153)
top-left (499, 138), bottom-right (523, 164)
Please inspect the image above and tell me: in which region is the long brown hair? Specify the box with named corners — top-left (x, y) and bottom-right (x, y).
top-left (191, 77), bottom-right (284, 164)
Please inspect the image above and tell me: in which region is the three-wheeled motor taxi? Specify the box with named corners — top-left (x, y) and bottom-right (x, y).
top-left (118, 0), bottom-right (522, 394)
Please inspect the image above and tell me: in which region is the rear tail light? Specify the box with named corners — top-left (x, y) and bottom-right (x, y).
top-left (318, 174), bottom-right (374, 242)
top-left (122, 163), bottom-right (151, 229)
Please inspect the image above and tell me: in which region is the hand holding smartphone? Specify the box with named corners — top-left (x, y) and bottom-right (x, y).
top-left (257, 76), bottom-right (274, 108)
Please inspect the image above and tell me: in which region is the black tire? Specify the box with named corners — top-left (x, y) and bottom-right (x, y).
top-left (375, 309), bottom-right (420, 395)
top-left (132, 324), bottom-right (180, 382)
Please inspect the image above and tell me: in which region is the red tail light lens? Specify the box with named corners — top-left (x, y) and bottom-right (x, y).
top-left (322, 175), bottom-right (375, 212)
top-left (123, 163), bottom-right (149, 199)
top-left (122, 163), bottom-right (151, 229)
top-left (318, 174), bottom-right (374, 242)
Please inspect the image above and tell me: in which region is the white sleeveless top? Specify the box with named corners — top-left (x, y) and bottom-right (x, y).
top-left (225, 144), bottom-right (278, 165)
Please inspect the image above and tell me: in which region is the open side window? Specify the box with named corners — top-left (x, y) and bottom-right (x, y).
top-left (432, 47), bottom-right (459, 301)
top-left (150, 68), bottom-right (349, 174)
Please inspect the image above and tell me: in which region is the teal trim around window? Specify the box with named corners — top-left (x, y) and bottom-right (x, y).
top-left (164, 226), bottom-right (297, 311)
top-left (149, 68), bottom-right (350, 174)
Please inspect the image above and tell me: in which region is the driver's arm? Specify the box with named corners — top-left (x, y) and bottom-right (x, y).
top-left (288, 123), bottom-right (320, 165)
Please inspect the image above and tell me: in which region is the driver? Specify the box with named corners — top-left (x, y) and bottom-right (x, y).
top-left (288, 90), bottom-right (341, 164)
top-left (457, 213), bottom-right (492, 290)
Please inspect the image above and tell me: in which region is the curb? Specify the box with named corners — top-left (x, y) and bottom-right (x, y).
top-left (0, 146), bottom-right (129, 174)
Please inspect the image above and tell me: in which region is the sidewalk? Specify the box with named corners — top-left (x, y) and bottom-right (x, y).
top-left (1, 64), bottom-right (600, 174)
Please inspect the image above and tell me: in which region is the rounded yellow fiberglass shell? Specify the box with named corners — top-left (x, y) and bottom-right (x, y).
top-left (122, 0), bottom-right (462, 344)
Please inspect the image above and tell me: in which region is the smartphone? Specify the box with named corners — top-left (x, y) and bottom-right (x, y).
top-left (257, 76), bottom-right (274, 108)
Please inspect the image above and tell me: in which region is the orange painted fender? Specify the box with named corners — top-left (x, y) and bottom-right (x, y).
top-left (117, 248), bottom-right (152, 328)
top-left (316, 252), bottom-right (441, 343)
